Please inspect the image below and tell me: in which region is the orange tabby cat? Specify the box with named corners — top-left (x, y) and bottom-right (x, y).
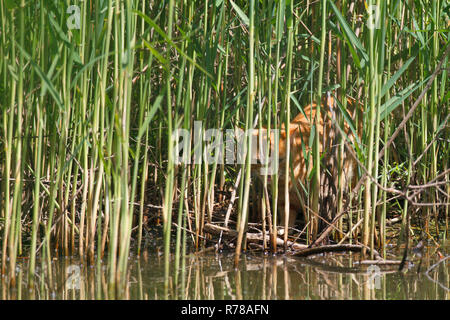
top-left (252, 95), bottom-right (362, 231)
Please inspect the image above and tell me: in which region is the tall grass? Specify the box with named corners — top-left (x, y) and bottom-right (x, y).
top-left (0, 0), bottom-right (448, 290)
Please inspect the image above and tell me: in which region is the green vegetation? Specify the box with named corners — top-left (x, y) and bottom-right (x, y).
top-left (0, 0), bottom-right (448, 295)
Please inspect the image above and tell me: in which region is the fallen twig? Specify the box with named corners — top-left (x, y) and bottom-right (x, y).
top-left (204, 223), bottom-right (308, 251)
top-left (292, 244), bottom-right (381, 260)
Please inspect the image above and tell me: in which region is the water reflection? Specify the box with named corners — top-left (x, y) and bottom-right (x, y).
top-left (1, 251), bottom-right (448, 300)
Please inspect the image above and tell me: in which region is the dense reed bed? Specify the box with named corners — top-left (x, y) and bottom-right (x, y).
top-left (0, 0), bottom-right (449, 294)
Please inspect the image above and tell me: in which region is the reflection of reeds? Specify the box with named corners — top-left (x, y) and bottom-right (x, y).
top-left (0, 0), bottom-right (448, 292)
top-left (1, 254), bottom-right (447, 300)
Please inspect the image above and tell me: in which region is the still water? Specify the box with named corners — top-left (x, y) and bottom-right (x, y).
top-left (1, 247), bottom-right (448, 300)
